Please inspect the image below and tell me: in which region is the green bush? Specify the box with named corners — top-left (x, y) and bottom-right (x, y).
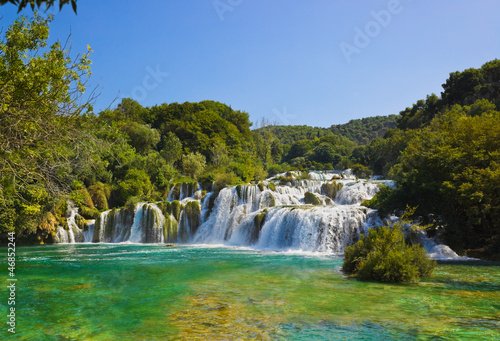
top-left (213, 171), bottom-right (239, 194)
top-left (181, 152), bottom-right (206, 180)
top-left (267, 164), bottom-right (285, 177)
top-left (342, 211), bottom-right (436, 283)
top-left (227, 161), bottom-right (253, 183)
top-left (351, 163), bottom-right (372, 179)
top-left (116, 169), bottom-right (152, 205)
top-left (125, 196), bottom-right (141, 212)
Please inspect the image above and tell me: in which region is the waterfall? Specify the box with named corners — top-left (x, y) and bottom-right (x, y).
top-left (55, 176), bottom-right (462, 259)
top-left (53, 201), bottom-right (85, 243)
top-left (335, 181), bottom-right (380, 205)
top-left (54, 226), bottom-right (70, 243)
top-left (82, 221), bottom-right (95, 243)
top-left (56, 178), bottom-right (386, 250)
top-left (128, 203), bottom-right (146, 243)
top-left (191, 181), bottom-right (381, 252)
top-left (143, 204), bottom-right (165, 243)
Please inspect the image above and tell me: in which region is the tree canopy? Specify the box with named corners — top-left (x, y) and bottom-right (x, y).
top-left (0, 0), bottom-right (77, 13)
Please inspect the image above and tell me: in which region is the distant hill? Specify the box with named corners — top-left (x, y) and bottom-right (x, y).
top-left (255, 125), bottom-right (333, 145)
top-left (329, 115), bottom-right (399, 145)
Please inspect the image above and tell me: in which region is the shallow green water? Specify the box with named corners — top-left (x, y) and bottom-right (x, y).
top-left (1, 244), bottom-right (499, 340)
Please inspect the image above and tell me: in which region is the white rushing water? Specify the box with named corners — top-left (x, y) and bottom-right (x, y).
top-left (57, 170), bottom-right (463, 259)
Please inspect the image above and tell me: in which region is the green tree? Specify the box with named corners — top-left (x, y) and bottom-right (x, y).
top-left (386, 101), bottom-right (500, 256)
top-left (286, 140), bottom-right (314, 161)
top-left (116, 169), bottom-right (152, 205)
top-left (351, 164), bottom-right (371, 178)
top-left (343, 209), bottom-right (436, 283)
top-left (160, 132), bottom-right (183, 164)
top-left (120, 121), bottom-right (160, 155)
top-left (182, 152), bottom-right (206, 180)
top-left (210, 137), bottom-right (229, 167)
top-left (311, 142), bottom-right (339, 164)
top-left (0, 14), bottom-right (93, 235)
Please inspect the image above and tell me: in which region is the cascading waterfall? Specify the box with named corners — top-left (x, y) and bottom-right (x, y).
top-left (54, 202), bottom-right (85, 243)
top-left (82, 221), bottom-right (95, 243)
top-left (57, 171), bottom-right (461, 258)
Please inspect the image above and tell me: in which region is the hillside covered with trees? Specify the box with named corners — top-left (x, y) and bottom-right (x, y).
top-left (329, 115), bottom-right (399, 145)
top-left (0, 14), bottom-right (499, 259)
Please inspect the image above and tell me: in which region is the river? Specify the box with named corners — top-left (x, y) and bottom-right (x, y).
top-left (2, 244), bottom-right (499, 340)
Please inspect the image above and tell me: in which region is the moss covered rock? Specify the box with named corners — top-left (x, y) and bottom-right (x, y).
top-left (171, 200), bottom-right (181, 221)
top-left (321, 181), bottom-right (343, 199)
top-left (88, 182), bottom-right (111, 210)
top-left (157, 201), bottom-right (171, 216)
top-left (259, 191), bottom-right (276, 208)
top-left (184, 200), bottom-right (201, 236)
top-left (251, 209), bottom-right (267, 244)
top-left (164, 214), bottom-right (178, 243)
top-left (304, 192), bottom-right (321, 205)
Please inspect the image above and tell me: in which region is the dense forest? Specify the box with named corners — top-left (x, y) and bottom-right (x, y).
top-left (329, 115), bottom-right (399, 145)
top-left (0, 15), bottom-right (499, 259)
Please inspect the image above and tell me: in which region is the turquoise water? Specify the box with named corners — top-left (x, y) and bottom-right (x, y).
top-left (1, 244), bottom-right (499, 340)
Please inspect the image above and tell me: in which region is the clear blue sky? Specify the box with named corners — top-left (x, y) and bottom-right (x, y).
top-left (1, 0), bottom-right (499, 127)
